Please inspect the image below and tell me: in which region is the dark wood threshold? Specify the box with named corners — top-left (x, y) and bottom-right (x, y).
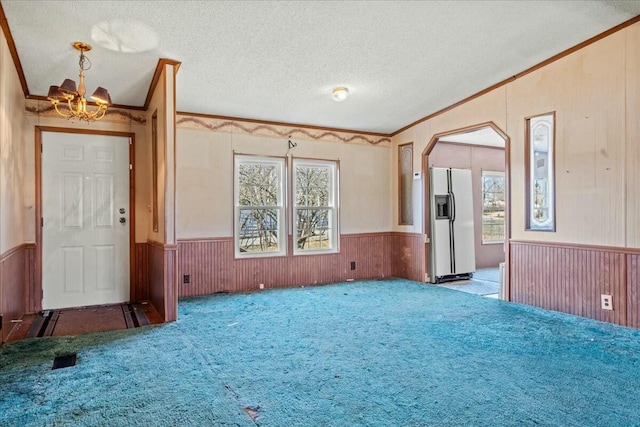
top-left (4, 301), bottom-right (162, 343)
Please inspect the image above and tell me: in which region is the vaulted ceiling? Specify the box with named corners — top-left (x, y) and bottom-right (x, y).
top-left (2, 1), bottom-right (640, 134)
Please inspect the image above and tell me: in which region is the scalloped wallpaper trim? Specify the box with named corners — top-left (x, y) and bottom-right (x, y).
top-left (25, 99), bottom-right (146, 125)
top-left (23, 100), bottom-right (391, 146)
top-left (176, 115), bottom-right (391, 146)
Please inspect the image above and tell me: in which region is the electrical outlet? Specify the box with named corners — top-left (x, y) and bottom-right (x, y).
top-left (601, 294), bottom-right (613, 310)
top-left (259, 283), bottom-right (264, 290)
top-left (183, 274), bottom-right (190, 284)
top-left (350, 261), bottom-right (356, 270)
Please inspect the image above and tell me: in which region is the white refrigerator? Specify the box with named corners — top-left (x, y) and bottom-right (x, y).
top-left (429, 167), bottom-right (476, 283)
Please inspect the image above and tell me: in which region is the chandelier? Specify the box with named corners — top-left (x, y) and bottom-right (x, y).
top-left (47, 42), bottom-right (111, 122)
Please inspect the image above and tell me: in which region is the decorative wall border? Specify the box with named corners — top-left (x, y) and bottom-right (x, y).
top-left (25, 99), bottom-right (147, 125)
top-left (176, 113), bottom-right (391, 146)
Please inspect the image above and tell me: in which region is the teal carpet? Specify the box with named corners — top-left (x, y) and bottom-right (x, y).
top-left (2, 279), bottom-right (640, 426)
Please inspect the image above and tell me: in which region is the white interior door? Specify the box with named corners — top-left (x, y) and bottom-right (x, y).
top-left (42, 132), bottom-right (130, 310)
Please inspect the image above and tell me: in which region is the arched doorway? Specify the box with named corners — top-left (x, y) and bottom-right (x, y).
top-left (421, 122), bottom-right (511, 299)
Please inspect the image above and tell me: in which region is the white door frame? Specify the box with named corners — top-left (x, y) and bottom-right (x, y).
top-left (35, 127), bottom-right (136, 312)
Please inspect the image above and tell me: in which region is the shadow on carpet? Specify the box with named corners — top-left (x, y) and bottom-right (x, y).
top-left (3, 279), bottom-right (640, 426)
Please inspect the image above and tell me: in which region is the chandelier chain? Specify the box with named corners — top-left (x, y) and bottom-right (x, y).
top-left (79, 52), bottom-right (92, 71)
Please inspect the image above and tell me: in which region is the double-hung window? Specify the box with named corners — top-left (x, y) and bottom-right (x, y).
top-left (234, 155), bottom-right (286, 257)
top-left (293, 159), bottom-right (338, 254)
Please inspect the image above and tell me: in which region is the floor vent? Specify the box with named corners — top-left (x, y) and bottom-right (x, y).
top-left (52, 353), bottom-right (77, 370)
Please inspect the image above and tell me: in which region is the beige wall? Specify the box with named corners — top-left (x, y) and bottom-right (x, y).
top-left (628, 23), bottom-right (640, 248)
top-left (176, 125), bottom-right (391, 239)
top-left (506, 29), bottom-right (627, 246)
top-left (391, 87), bottom-right (508, 235)
top-left (0, 28), bottom-right (25, 254)
top-left (393, 21), bottom-right (640, 250)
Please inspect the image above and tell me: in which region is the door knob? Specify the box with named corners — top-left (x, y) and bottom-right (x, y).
top-left (119, 217), bottom-right (126, 224)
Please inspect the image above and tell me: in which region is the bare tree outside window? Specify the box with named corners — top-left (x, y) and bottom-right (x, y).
top-left (293, 160), bottom-right (338, 254)
top-left (235, 156), bottom-right (285, 257)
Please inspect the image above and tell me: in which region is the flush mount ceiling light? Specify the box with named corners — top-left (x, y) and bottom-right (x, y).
top-left (47, 42), bottom-right (111, 122)
top-left (332, 86), bottom-right (349, 102)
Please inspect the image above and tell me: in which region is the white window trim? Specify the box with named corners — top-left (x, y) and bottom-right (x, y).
top-left (234, 155), bottom-right (287, 258)
top-left (481, 170), bottom-right (505, 245)
top-left (292, 159), bottom-right (339, 256)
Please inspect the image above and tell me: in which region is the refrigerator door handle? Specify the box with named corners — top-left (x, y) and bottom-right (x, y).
top-left (449, 191), bottom-right (456, 222)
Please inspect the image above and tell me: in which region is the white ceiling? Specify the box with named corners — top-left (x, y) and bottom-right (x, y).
top-left (2, 1), bottom-right (640, 134)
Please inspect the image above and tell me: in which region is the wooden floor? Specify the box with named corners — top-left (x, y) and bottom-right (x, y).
top-left (5, 302), bottom-right (162, 342)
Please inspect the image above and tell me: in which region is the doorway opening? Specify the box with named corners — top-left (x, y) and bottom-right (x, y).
top-left (422, 123), bottom-right (510, 299)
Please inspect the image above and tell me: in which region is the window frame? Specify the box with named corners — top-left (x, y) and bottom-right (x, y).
top-left (481, 170), bottom-right (506, 244)
top-left (525, 112), bottom-right (556, 232)
top-left (292, 158), bottom-right (339, 256)
top-left (233, 154), bottom-right (287, 259)
top-left (398, 142), bottom-right (414, 225)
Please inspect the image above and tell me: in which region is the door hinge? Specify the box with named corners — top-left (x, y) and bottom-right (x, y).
top-left (40, 142), bottom-right (43, 153)
top-left (41, 217), bottom-right (44, 227)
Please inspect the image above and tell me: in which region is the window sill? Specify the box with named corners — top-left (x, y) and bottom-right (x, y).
top-left (234, 252), bottom-right (287, 260)
top-left (293, 249), bottom-right (339, 256)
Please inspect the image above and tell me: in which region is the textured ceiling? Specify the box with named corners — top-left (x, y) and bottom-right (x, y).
top-left (2, 1), bottom-right (640, 134)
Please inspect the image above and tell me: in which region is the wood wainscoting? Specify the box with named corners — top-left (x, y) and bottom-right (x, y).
top-left (627, 253), bottom-right (640, 329)
top-left (389, 232), bottom-right (425, 282)
top-left (0, 244), bottom-right (35, 342)
top-left (177, 233), bottom-right (397, 297)
top-left (510, 241), bottom-right (640, 327)
top-left (148, 241), bottom-right (178, 322)
top-left (134, 243), bottom-right (149, 303)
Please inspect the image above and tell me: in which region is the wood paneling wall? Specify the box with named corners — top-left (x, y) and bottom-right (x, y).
top-left (25, 244), bottom-right (36, 314)
top-left (147, 241), bottom-right (177, 322)
top-left (134, 243), bottom-right (149, 302)
top-left (176, 233), bottom-right (394, 297)
top-left (0, 245), bottom-right (30, 342)
top-left (138, 237), bottom-right (640, 330)
top-left (390, 233), bottom-right (425, 282)
top-left (627, 254), bottom-right (640, 329)
top-left (510, 241), bottom-right (638, 326)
